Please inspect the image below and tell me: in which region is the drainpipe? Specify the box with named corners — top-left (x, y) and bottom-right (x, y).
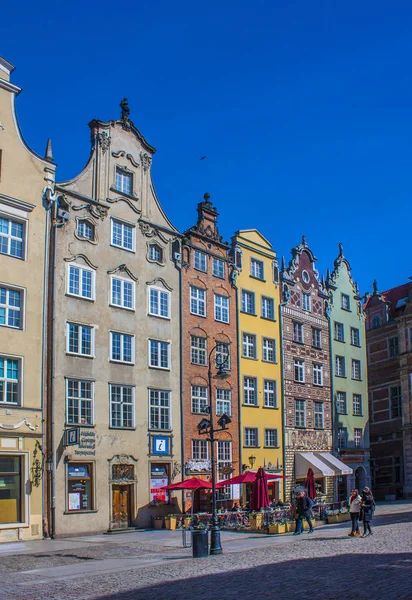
top-left (279, 300), bottom-right (287, 501)
top-left (234, 274), bottom-right (242, 482)
top-left (178, 255), bottom-right (185, 512)
top-left (326, 305), bottom-right (336, 502)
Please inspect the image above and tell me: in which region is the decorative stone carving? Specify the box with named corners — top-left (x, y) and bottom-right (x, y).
top-left (72, 203), bottom-right (108, 221)
top-left (107, 264), bottom-right (138, 282)
top-left (97, 131), bottom-right (111, 154)
top-left (289, 429), bottom-right (331, 451)
top-left (64, 253), bottom-right (98, 270)
top-left (146, 277), bottom-right (173, 292)
top-left (140, 152), bottom-right (152, 171)
top-left (0, 418), bottom-right (38, 431)
top-left (106, 196), bottom-right (140, 214)
top-left (111, 151), bottom-right (140, 167)
top-left (138, 221), bottom-right (168, 243)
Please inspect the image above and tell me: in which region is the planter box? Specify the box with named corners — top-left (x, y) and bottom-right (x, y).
top-left (285, 522), bottom-right (296, 533)
top-left (165, 516), bottom-right (177, 531)
top-left (249, 514), bottom-right (264, 530)
top-left (327, 513), bottom-right (350, 524)
top-left (267, 523), bottom-right (286, 535)
top-left (184, 518), bottom-right (192, 530)
top-left (153, 519), bottom-right (163, 530)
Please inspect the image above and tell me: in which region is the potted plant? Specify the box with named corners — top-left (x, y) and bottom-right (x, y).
top-left (165, 514), bottom-right (177, 530)
top-left (153, 516), bottom-right (164, 530)
top-left (285, 520), bottom-right (296, 533)
top-left (249, 512), bottom-right (263, 531)
top-left (267, 522), bottom-right (286, 535)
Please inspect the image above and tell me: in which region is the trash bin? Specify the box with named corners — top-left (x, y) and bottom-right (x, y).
top-left (192, 529), bottom-right (209, 558)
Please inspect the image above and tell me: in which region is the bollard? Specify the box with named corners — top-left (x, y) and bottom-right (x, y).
top-left (192, 529), bottom-right (209, 558)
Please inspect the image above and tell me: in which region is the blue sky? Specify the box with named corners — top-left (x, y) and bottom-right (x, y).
top-left (2, 1), bottom-right (411, 294)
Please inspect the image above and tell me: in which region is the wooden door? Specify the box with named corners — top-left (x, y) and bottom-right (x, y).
top-left (112, 485), bottom-right (130, 529)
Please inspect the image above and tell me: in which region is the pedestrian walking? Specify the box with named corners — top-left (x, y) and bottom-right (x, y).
top-left (360, 487), bottom-right (375, 537)
top-left (294, 490), bottom-right (314, 534)
top-left (348, 488), bottom-right (361, 537)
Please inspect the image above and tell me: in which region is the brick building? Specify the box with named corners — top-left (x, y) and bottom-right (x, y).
top-left (181, 194), bottom-right (239, 511)
top-left (364, 280), bottom-right (412, 500)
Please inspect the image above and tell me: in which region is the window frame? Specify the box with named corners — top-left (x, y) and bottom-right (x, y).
top-left (243, 376), bottom-right (257, 406)
top-left (313, 363), bottom-right (323, 386)
top-left (110, 218), bottom-right (136, 252)
top-left (148, 339), bottom-right (171, 370)
top-left (115, 167), bottom-right (133, 196)
top-left (350, 327), bottom-right (360, 347)
top-left (191, 385), bottom-right (208, 414)
top-left (0, 284), bottom-right (24, 330)
top-left (293, 321), bottom-right (304, 344)
top-left (302, 293), bottom-right (311, 312)
top-left (110, 330), bottom-right (135, 364)
top-left (214, 294), bottom-right (229, 323)
top-left (244, 427), bottom-right (259, 447)
top-left (212, 257), bottom-right (225, 279)
top-left (77, 219), bottom-right (95, 242)
top-left (353, 394), bottom-right (362, 416)
top-left (190, 335), bottom-right (207, 366)
top-left (67, 263), bottom-right (95, 301)
top-left (295, 399), bottom-right (306, 428)
top-left (215, 343), bottom-right (231, 370)
top-left (312, 327), bottom-right (322, 349)
top-left (351, 359), bottom-right (361, 381)
top-left (109, 383), bottom-right (135, 429)
top-left (262, 337), bottom-right (276, 363)
top-left (250, 258), bottom-right (264, 280)
top-left (0, 213), bottom-right (26, 260)
top-left (294, 359), bottom-right (305, 383)
top-left (66, 378), bottom-right (95, 426)
top-left (314, 401), bottom-right (324, 429)
top-left (334, 321), bottom-right (345, 342)
top-left (354, 428), bottom-right (363, 448)
top-left (335, 355), bottom-right (346, 377)
top-left (389, 337), bottom-right (399, 358)
top-left (216, 388), bottom-right (231, 416)
top-left (110, 275), bottom-right (135, 311)
top-left (261, 296), bottom-right (275, 320)
top-left (66, 322), bottom-right (95, 358)
top-left (0, 355), bottom-right (22, 406)
top-left (264, 428), bottom-right (278, 448)
top-left (241, 289), bottom-right (256, 315)
top-left (264, 380), bottom-right (277, 408)
top-left (194, 250), bottom-right (207, 273)
top-left (190, 286), bottom-right (206, 317)
top-left (66, 462), bottom-right (95, 512)
top-left (336, 391), bottom-right (347, 415)
top-left (149, 244), bottom-right (163, 263)
top-left (390, 386), bottom-right (402, 419)
top-left (242, 333), bottom-right (257, 359)
top-left (149, 389), bottom-right (171, 431)
top-left (192, 439), bottom-right (209, 460)
top-left (341, 293), bottom-right (351, 311)
top-left (148, 286), bottom-right (171, 319)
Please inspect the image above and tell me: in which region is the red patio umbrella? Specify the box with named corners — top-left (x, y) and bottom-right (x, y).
top-left (304, 468), bottom-right (317, 500)
top-left (217, 471), bottom-right (287, 486)
top-left (249, 467), bottom-right (270, 510)
top-left (162, 478), bottom-right (212, 491)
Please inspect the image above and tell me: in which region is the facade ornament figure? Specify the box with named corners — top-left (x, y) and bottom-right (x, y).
top-left (338, 241), bottom-right (344, 257)
top-left (97, 131), bottom-right (111, 154)
top-left (120, 98), bottom-right (130, 121)
top-left (373, 279), bottom-right (379, 295)
top-left (140, 152), bottom-right (152, 171)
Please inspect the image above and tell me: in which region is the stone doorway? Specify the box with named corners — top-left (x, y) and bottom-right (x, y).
top-left (111, 485), bottom-right (131, 529)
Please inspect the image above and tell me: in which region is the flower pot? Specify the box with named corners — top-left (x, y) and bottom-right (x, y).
top-left (184, 517), bottom-right (192, 530)
top-left (165, 516), bottom-right (177, 531)
top-left (153, 519), bottom-right (163, 530)
top-left (249, 513), bottom-right (264, 531)
top-left (267, 523), bottom-right (286, 535)
top-left (327, 515), bottom-right (340, 524)
top-left (285, 522), bottom-right (296, 533)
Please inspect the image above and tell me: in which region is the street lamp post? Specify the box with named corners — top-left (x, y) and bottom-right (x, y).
top-left (197, 344), bottom-right (231, 556)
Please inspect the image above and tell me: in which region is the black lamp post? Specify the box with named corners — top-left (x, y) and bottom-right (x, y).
top-left (197, 345), bottom-right (231, 555)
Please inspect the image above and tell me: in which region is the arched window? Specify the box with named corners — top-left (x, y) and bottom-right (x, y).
top-left (372, 315), bottom-right (381, 329)
top-left (149, 244), bottom-right (163, 263)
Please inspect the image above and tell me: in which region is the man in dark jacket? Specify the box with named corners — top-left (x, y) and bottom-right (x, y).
top-left (294, 491), bottom-right (314, 535)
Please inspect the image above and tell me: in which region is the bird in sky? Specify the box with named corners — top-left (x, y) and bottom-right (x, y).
top-left (200, 156), bottom-right (206, 160)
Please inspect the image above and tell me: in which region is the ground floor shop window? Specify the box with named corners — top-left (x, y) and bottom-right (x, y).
top-left (150, 464), bottom-right (169, 504)
top-left (67, 463), bottom-right (93, 511)
top-left (0, 455), bottom-right (22, 523)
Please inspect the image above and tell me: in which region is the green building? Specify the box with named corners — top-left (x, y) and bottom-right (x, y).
top-left (326, 244), bottom-right (370, 499)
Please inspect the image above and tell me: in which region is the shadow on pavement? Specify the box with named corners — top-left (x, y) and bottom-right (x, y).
top-left (96, 552), bottom-right (412, 600)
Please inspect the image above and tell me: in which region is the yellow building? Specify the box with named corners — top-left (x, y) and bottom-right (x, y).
top-left (232, 230), bottom-right (284, 501)
top-left (0, 56), bottom-right (55, 541)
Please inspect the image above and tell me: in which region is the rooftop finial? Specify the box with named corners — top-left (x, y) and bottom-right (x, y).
top-left (281, 256), bottom-right (286, 271)
top-left (373, 279), bottom-right (378, 295)
top-left (203, 192), bottom-right (211, 203)
top-left (338, 242), bottom-right (343, 257)
top-left (120, 98), bottom-right (130, 121)
top-left (44, 138), bottom-right (53, 163)
top-left (302, 235), bottom-right (307, 246)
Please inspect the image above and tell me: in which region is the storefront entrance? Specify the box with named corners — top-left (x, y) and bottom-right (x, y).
top-left (112, 485), bottom-right (131, 529)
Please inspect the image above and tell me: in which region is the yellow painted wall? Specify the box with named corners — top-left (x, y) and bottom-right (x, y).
top-left (233, 230), bottom-right (284, 498)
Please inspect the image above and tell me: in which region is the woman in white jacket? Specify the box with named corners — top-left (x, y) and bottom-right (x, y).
top-left (348, 488), bottom-right (362, 537)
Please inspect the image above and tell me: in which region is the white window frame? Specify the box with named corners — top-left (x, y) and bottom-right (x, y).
top-left (77, 219), bottom-right (95, 241)
top-left (264, 429), bottom-right (278, 448)
top-left (149, 389), bottom-right (171, 431)
top-left (244, 427), bottom-right (259, 447)
top-left (0, 284), bottom-right (24, 330)
top-left (241, 290), bottom-right (255, 314)
top-left (190, 286), bottom-right (206, 317)
top-left (314, 401), bottom-right (324, 429)
top-left (215, 343), bottom-right (230, 370)
top-left (351, 327), bottom-right (360, 346)
top-left (66, 378), bottom-right (95, 426)
top-left (110, 330), bottom-right (135, 364)
top-left (216, 389), bottom-right (231, 416)
top-left (354, 428), bottom-right (363, 448)
top-left (312, 327), bottom-right (322, 349)
top-left (0, 354), bottom-right (22, 406)
top-left (110, 275), bottom-right (135, 310)
top-left (302, 293), bottom-right (311, 312)
top-left (336, 391), bottom-right (347, 414)
top-left (149, 244), bottom-right (163, 263)
top-left (192, 439), bottom-right (209, 460)
top-left (335, 355), bottom-right (346, 377)
top-left (295, 399), bottom-right (306, 427)
top-left (250, 258), bottom-right (264, 280)
top-left (67, 263), bottom-right (95, 301)
top-left (148, 339), bottom-right (171, 370)
top-left (352, 359), bottom-right (361, 380)
top-left (294, 359), bottom-right (305, 383)
top-left (191, 336), bottom-right (207, 365)
top-left (115, 168), bottom-right (133, 195)
top-left (0, 213), bottom-right (26, 260)
top-left (262, 338), bottom-right (276, 362)
top-left (109, 384), bottom-right (135, 429)
top-left (264, 380), bottom-right (277, 408)
top-left (110, 218), bottom-right (136, 252)
top-left (148, 286), bottom-right (171, 319)
top-left (341, 293), bottom-right (350, 311)
top-left (293, 321), bottom-right (304, 344)
top-left (338, 427), bottom-right (348, 449)
top-left (353, 394), bottom-right (362, 416)
top-left (242, 333), bottom-right (256, 359)
top-left (212, 258), bottom-right (225, 278)
top-left (243, 377), bottom-right (257, 406)
top-left (214, 294), bottom-right (229, 323)
top-left (194, 250), bottom-right (207, 272)
top-left (334, 322), bottom-right (344, 342)
top-left (217, 440), bottom-right (232, 499)
top-left (191, 385), bottom-right (208, 414)
top-left (261, 296), bottom-right (275, 320)
top-left (313, 363), bottom-right (323, 386)
top-left (66, 322), bottom-right (95, 357)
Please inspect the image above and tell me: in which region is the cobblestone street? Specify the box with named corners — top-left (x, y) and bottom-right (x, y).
top-left (1, 502), bottom-right (411, 600)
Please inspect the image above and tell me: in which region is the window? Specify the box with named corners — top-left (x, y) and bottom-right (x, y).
top-left (192, 439), bottom-right (208, 460)
top-left (352, 359), bottom-right (361, 380)
top-left (67, 463), bottom-right (93, 512)
top-left (242, 334), bottom-right (256, 359)
top-left (217, 441), bottom-right (233, 500)
top-left (354, 428), bottom-right (363, 448)
top-left (341, 293), bottom-right (350, 311)
top-left (78, 220), bottom-right (95, 241)
top-left (336, 391), bottom-right (347, 414)
top-left (68, 264), bottom-right (94, 300)
top-left (149, 287), bottom-right (170, 318)
top-left (110, 331), bottom-right (134, 364)
top-left (335, 355), bottom-right (346, 377)
top-left (244, 428), bottom-right (258, 447)
top-left (264, 380), bottom-right (277, 408)
top-left (0, 216), bottom-right (24, 259)
top-left (241, 290), bottom-right (255, 314)
top-left (372, 315), bottom-right (381, 329)
top-left (215, 343), bottom-right (230, 370)
top-left (194, 250), bottom-right (207, 272)
top-left (212, 258), bottom-right (225, 278)
top-left (264, 429), bottom-right (278, 448)
top-left (110, 384), bottom-right (134, 428)
top-left (389, 337), bottom-right (399, 357)
top-left (191, 336), bottom-right (207, 365)
top-left (149, 244), bottom-right (163, 262)
top-left (190, 286), bottom-right (206, 317)
top-left (312, 327), bottom-right (322, 349)
top-left (250, 258), bottom-right (264, 279)
top-left (351, 327), bottom-right (360, 346)
top-left (244, 377), bottom-right (257, 405)
top-left (111, 277), bottom-right (134, 310)
top-left (216, 389), bottom-right (231, 415)
top-left (293, 322), bottom-right (304, 344)
top-left (0, 455), bottom-right (23, 523)
top-left (334, 322), bottom-right (344, 342)
top-left (302, 293), bottom-right (311, 312)
top-left (261, 296), bottom-right (274, 320)
top-left (111, 219), bottom-right (135, 251)
top-left (149, 340), bottom-right (170, 369)
top-left (0, 286), bottom-right (22, 329)
top-left (191, 385), bottom-right (208, 414)
top-left (294, 359), bottom-right (305, 383)
top-left (214, 294), bottom-right (229, 323)
top-left (0, 357), bottom-right (20, 405)
top-left (295, 400), bottom-right (306, 427)
top-left (66, 379), bottom-right (94, 425)
top-left (115, 168), bottom-right (132, 195)
top-left (67, 323), bottom-right (93, 357)
top-left (149, 389), bottom-right (171, 430)
top-left (314, 402), bottom-right (324, 429)
top-left (353, 394), bottom-right (362, 416)
top-left (262, 338), bottom-right (276, 362)
top-left (390, 386), bottom-right (402, 419)
top-left (338, 427), bottom-right (348, 449)
top-left (313, 363), bottom-right (323, 386)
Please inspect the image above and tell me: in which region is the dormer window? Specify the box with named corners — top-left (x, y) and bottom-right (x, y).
top-left (372, 315), bottom-right (381, 329)
top-left (149, 244), bottom-right (163, 263)
top-left (78, 220), bottom-right (95, 241)
top-left (115, 168), bottom-right (133, 195)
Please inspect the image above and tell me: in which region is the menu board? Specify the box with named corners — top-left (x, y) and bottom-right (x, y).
top-left (150, 477), bottom-right (168, 503)
top-left (68, 493), bottom-right (81, 510)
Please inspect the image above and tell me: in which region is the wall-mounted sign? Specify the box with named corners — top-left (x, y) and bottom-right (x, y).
top-left (150, 435), bottom-right (171, 456)
top-left (64, 428), bottom-right (79, 447)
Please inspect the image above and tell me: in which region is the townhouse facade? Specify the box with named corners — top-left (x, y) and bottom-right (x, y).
top-left (326, 244), bottom-right (370, 499)
top-left (181, 195), bottom-right (239, 511)
top-left (0, 57), bottom-right (55, 541)
top-left (364, 280), bottom-right (412, 500)
top-left (231, 230), bottom-right (284, 500)
top-left (45, 101), bottom-right (182, 535)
